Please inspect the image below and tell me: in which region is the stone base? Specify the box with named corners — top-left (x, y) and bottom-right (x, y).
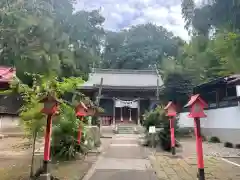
top-left (39, 173), bottom-right (51, 180)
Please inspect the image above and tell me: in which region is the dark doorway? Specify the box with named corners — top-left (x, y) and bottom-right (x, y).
top-left (115, 106), bottom-right (137, 124)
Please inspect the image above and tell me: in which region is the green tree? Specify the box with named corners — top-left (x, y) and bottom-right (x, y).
top-left (102, 23), bottom-right (184, 69)
top-left (6, 74), bottom-right (85, 178)
top-left (181, 0), bottom-right (240, 78)
top-left (0, 0), bottom-right (105, 82)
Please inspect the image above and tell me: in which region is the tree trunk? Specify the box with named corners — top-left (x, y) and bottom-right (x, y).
top-left (30, 130), bottom-right (37, 178)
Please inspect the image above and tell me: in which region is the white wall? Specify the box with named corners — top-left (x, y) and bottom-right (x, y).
top-left (0, 116), bottom-right (21, 133)
top-left (179, 106), bottom-right (240, 129)
top-left (179, 106), bottom-right (240, 143)
top-left (179, 113), bottom-right (194, 128)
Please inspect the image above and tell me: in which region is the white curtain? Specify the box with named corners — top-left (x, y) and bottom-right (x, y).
top-left (115, 99), bottom-right (138, 108)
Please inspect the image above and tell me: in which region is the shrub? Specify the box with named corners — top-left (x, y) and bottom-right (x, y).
top-left (144, 106), bottom-right (179, 151)
top-left (51, 104), bottom-right (89, 160)
top-left (143, 109), bottom-right (162, 131)
top-left (208, 136), bottom-right (221, 143)
top-left (201, 135), bottom-right (207, 142)
top-left (224, 142), bottom-right (234, 148)
top-left (235, 144), bottom-right (240, 149)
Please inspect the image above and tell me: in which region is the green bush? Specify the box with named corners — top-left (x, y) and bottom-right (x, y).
top-left (208, 136), bottom-right (221, 143)
top-left (143, 106), bottom-right (179, 151)
top-left (143, 109), bottom-right (162, 131)
top-left (235, 144), bottom-right (240, 149)
top-left (201, 135), bottom-right (207, 142)
top-left (51, 104), bottom-right (89, 160)
top-left (224, 142), bottom-right (234, 148)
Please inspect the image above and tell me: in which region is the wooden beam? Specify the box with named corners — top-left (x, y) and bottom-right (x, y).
top-left (95, 77), bottom-right (103, 129)
top-left (95, 77), bottom-right (103, 106)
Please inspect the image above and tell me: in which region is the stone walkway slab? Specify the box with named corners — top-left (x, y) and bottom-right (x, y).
top-left (110, 143), bottom-right (139, 147)
top-left (114, 134), bottom-right (140, 139)
top-left (88, 169), bottom-right (158, 180)
top-left (224, 157), bottom-right (240, 166)
top-left (111, 139), bottom-right (138, 144)
top-left (104, 146), bottom-right (147, 159)
top-left (150, 152), bottom-right (240, 180)
top-left (83, 134), bottom-right (157, 180)
top-left (95, 158), bottom-right (151, 170)
top-left (113, 137), bottom-right (137, 140)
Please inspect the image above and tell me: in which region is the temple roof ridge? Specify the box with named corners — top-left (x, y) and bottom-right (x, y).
top-left (92, 68), bottom-right (158, 75)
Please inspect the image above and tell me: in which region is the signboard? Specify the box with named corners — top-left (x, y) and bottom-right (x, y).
top-left (149, 126), bottom-right (156, 133)
top-left (237, 85), bottom-right (240, 97)
top-left (155, 128), bottom-right (163, 132)
top-left (115, 99), bottom-right (138, 108)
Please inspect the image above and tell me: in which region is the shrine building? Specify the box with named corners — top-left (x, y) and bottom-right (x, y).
top-left (79, 69), bottom-right (163, 126)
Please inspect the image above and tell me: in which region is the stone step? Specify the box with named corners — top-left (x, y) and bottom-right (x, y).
top-left (118, 129), bottom-right (134, 131)
top-left (115, 125), bottom-right (141, 134)
top-left (117, 132), bottom-right (134, 134)
top-left (118, 131), bottom-right (134, 133)
top-left (117, 128), bottom-right (135, 134)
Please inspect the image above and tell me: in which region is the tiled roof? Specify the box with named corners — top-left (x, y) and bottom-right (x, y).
top-left (0, 66), bottom-right (15, 82)
top-left (81, 69), bottom-right (163, 89)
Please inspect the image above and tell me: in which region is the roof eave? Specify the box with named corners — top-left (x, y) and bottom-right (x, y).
top-left (79, 85), bottom-right (164, 91)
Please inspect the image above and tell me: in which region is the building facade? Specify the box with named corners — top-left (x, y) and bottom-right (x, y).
top-left (79, 69), bottom-right (163, 126)
top-left (179, 75), bottom-right (240, 143)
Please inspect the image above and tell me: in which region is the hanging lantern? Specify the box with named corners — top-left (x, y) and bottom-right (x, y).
top-left (164, 101), bottom-right (177, 117)
top-left (185, 94), bottom-right (208, 118)
top-left (87, 106), bottom-right (95, 116)
top-left (40, 95), bottom-right (60, 115)
top-left (75, 102), bottom-right (88, 117)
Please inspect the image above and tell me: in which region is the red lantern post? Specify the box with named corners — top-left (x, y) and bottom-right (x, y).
top-left (75, 102), bottom-right (88, 144)
top-left (164, 101), bottom-right (177, 155)
top-left (39, 95), bottom-right (60, 180)
top-left (86, 106), bottom-right (95, 117)
top-left (185, 94), bottom-right (207, 180)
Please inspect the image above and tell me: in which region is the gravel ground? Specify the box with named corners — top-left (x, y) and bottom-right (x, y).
top-left (180, 138), bottom-right (240, 158)
top-left (0, 137), bottom-right (109, 180)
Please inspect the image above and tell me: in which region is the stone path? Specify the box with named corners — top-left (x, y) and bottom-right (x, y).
top-left (83, 134), bottom-right (158, 180)
top-left (150, 152), bottom-right (240, 180)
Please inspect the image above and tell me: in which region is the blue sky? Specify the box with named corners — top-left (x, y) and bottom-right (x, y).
top-left (76, 0), bottom-right (202, 40)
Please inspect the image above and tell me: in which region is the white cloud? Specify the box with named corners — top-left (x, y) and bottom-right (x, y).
top-left (75, 0), bottom-right (191, 40)
top-left (144, 7), bottom-right (169, 19)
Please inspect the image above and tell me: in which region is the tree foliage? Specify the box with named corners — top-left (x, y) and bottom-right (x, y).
top-left (179, 0), bottom-right (240, 79)
top-left (9, 74), bottom-right (92, 161)
top-left (9, 74), bottom-right (83, 137)
top-left (102, 24), bottom-right (184, 69)
top-left (0, 0), bottom-right (105, 82)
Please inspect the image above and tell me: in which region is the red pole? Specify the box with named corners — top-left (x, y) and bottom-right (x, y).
top-left (42, 114), bottom-right (53, 177)
top-left (77, 116), bottom-right (83, 144)
top-left (170, 117), bottom-right (176, 155)
top-left (194, 117), bottom-right (205, 180)
top-left (43, 115), bottom-right (53, 161)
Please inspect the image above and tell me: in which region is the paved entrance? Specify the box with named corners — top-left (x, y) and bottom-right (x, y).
top-left (83, 134), bottom-right (158, 180)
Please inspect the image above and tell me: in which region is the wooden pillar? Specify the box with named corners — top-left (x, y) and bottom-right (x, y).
top-left (137, 98), bottom-right (140, 125)
top-left (113, 98), bottom-right (116, 125)
top-left (120, 107), bottom-right (123, 122)
top-left (216, 89), bottom-right (219, 108)
top-left (129, 108), bottom-right (132, 122)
